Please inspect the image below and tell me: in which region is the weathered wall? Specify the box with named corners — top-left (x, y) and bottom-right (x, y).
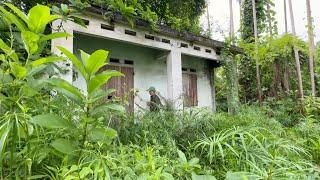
top-left (73, 33), bottom-right (213, 110)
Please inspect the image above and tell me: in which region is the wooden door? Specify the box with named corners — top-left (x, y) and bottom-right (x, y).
top-left (182, 73), bottom-right (198, 107)
top-left (104, 65), bottom-right (134, 113)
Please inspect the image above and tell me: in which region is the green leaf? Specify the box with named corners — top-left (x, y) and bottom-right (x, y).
top-left (5, 3), bottom-right (28, 23)
top-left (80, 50), bottom-right (90, 65)
top-left (51, 138), bottom-right (77, 155)
top-left (31, 56), bottom-right (64, 67)
top-left (225, 172), bottom-right (249, 180)
top-left (91, 103), bottom-right (125, 115)
top-left (0, 6), bottom-right (27, 31)
top-left (177, 150), bottom-right (187, 163)
top-left (57, 46), bottom-right (87, 79)
top-left (89, 127), bottom-right (117, 141)
top-left (0, 121), bottom-right (11, 160)
top-left (88, 70), bottom-right (123, 95)
top-left (10, 62), bottom-right (27, 79)
top-left (79, 167), bottom-right (93, 178)
top-left (87, 88), bottom-right (116, 103)
top-left (29, 175), bottom-right (48, 179)
top-left (21, 31), bottom-right (40, 55)
top-left (27, 5), bottom-right (61, 33)
top-left (191, 173), bottom-right (217, 180)
top-left (0, 69), bottom-right (13, 84)
top-left (40, 32), bottom-right (71, 42)
top-left (0, 38), bottom-right (18, 61)
top-left (30, 114), bottom-right (72, 129)
top-left (84, 50), bottom-right (109, 75)
top-left (28, 65), bottom-right (47, 76)
top-left (47, 77), bottom-right (84, 104)
top-left (188, 158), bottom-right (200, 166)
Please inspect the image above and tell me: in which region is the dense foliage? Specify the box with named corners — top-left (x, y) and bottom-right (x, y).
top-left (2, 0), bottom-right (206, 34)
top-left (0, 2), bottom-right (320, 180)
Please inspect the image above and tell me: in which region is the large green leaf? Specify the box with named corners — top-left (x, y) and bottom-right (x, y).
top-left (40, 32), bottom-right (71, 42)
top-left (30, 114), bottom-right (72, 129)
top-left (21, 31), bottom-right (40, 55)
top-left (0, 38), bottom-right (18, 61)
top-left (84, 50), bottom-right (109, 75)
top-left (89, 127), bottom-right (117, 141)
top-left (88, 70), bottom-right (123, 95)
top-left (51, 138), bottom-right (77, 155)
top-left (80, 50), bottom-right (90, 65)
top-left (87, 88), bottom-right (116, 103)
top-left (10, 62), bottom-right (27, 79)
top-left (0, 121), bottom-right (11, 160)
top-left (31, 56), bottom-right (64, 67)
top-left (91, 103), bottom-right (125, 115)
top-left (79, 167), bottom-right (93, 179)
top-left (5, 3), bottom-right (28, 23)
top-left (47, 78), bottom-right (84, 104)
top-left (57, 46), bottom-right (88, 80)
top-left (0, 6), bottom-right (27, 31)
top-left (27, 5), bottom-right (61, 33)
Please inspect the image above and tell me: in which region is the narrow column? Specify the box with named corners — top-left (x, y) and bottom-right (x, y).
top-left (210, 68), bottom-right (216, 113)
top-left (51, 20), bottom-right (74, 83)
top-left (167, 48), bottom-right (183, 109)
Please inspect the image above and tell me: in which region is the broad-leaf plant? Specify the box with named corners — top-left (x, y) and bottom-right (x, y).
top-left (0, 3), bottom-right (123, 178)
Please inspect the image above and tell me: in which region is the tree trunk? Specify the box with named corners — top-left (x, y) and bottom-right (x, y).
top-left (206, 0), bottom-right (211, 36)
top-left (251, 0), bottom-right (263, 103)
top-left (288, 0), bottom-right (304, 103)
top-left (283, 0), bottom-right (290, 93)
top-left (226, 0), bottom-right (240, 115)
top-left (267, 2), bottom-right (281, 97)
top-left (283, 63), bottom-right (290, 92)
top-left (284, 0), bottom-right (288, 33)
top-left (306, 0), bottom-right (316, 97)
top-left (229, 0), bottom-right (234, 39)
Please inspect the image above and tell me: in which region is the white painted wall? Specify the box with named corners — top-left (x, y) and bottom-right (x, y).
top-left (73, 33), bottom-right (213, 111)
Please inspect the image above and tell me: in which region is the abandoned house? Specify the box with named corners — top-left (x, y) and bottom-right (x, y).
top-left (51, 7), bottom-right (235, 113)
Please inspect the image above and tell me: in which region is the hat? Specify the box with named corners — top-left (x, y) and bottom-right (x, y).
top-left (147, 86), bottom-right (156, 92)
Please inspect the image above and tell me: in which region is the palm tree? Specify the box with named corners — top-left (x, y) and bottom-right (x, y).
top-left (288, 0), bottom-right (304, 103)
top-left (306, 0), bottom-right (316, 97)
top-left (251, 0), bottom-right (263, 102)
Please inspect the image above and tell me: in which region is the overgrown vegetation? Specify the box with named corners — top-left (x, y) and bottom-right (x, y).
top-left (2, 0), bottom-right (206, 34)
top-left (0, 2), bottom-right (320, 180)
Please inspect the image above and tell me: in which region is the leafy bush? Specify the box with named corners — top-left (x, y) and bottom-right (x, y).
top-left (0, 3), bottom-right (319, 180)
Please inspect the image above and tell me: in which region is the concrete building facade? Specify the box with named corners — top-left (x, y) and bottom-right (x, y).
top-left (51, 11), bottom-right (226, 112)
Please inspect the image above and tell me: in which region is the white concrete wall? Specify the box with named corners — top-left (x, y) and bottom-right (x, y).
top-left (73, 33), bottom-right (213, 110)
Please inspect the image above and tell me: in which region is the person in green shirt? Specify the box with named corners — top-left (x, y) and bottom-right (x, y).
top-left (147, 87), bottom-right (162, 112)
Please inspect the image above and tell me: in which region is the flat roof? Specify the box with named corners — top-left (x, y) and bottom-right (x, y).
top-left (85, 5), bottom-right (241, 54)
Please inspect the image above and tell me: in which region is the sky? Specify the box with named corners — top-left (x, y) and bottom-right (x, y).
top-left (200, 0), bottom-right (320, 43)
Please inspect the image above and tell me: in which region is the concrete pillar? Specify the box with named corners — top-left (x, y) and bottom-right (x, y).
top-left (211, 68), bottom-right (216, 113)
top-left (167, 48), bottom-right (183, 109)
top-left (51, 20), bottom-right (73, 83)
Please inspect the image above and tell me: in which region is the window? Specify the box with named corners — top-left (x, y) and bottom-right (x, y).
top-left (101, 24), bottom-right (114, 31)
top-left (182, 73), bottom-right (198, 107)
